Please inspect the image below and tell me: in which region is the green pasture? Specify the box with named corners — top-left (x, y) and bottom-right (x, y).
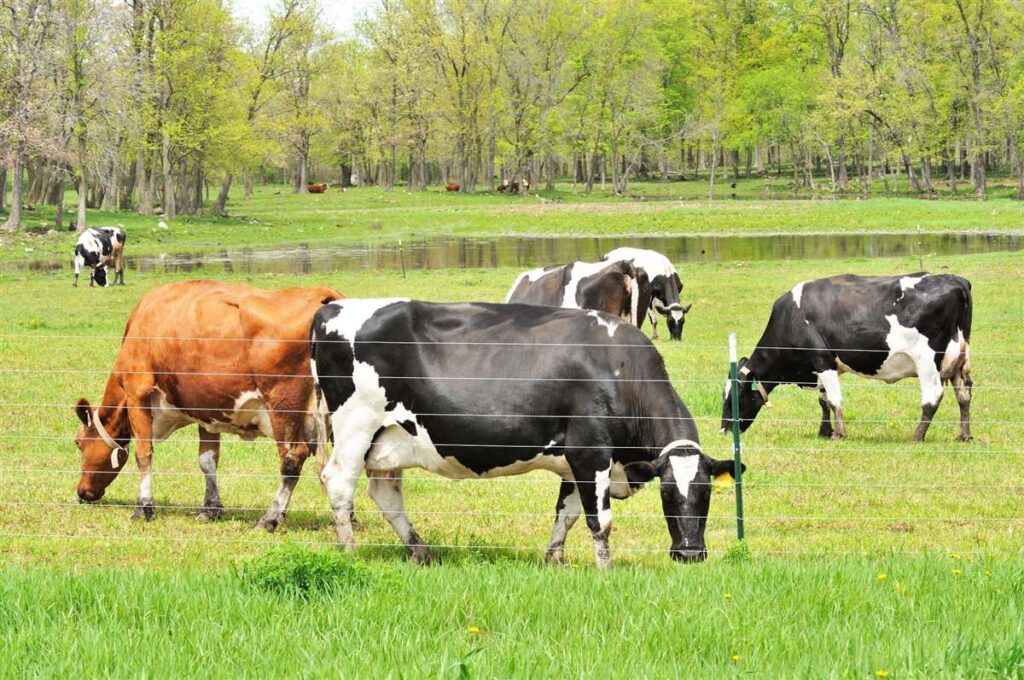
top-left (3, 180), bottom-right (1024, 266)
top-left (0, 245), bottom-right (1021, 675)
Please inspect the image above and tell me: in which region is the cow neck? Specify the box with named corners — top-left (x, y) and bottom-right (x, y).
top-left (747, 346), bottom-right (781, 396)
top-left (634, 381), bottom-right (697, 459)
top-left (96, 381), bottom-right (131, 444)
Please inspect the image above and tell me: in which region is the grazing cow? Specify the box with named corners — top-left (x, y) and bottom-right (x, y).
top-left (310, 300), bottom-right (740, 567)
top-left (603, 247), bottom-right (690, 340)
top-left (74, 280), bottom-right (344, 528)
top-left (505, 260), bottom-right (652, 330)
top-left (307, 183), bottom-right (328, 193)
top-left (720, 273), bottom-right (973, 442)
top-left (74, 227), bottom-right (126, 287)
top-left (446, 180), bottom-right (460, 192)
top-left (497, 179), bottom-right (529, 193)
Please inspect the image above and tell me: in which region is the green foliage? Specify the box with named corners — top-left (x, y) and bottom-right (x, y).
top-left (235, 544), bottom-right (378, 598)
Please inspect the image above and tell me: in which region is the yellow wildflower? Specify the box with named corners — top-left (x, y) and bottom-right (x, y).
top-left (724, 592), bottom-right (733, 600)
top-left (876, 573), bottom-right (887, 581)
top-left (467, 626), bottom-right (480, 635)
top-left (875, 671), bottom-right (890, 679)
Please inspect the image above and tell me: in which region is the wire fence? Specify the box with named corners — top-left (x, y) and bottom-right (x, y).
top-left (0, 328), bottom-right (1017, 562)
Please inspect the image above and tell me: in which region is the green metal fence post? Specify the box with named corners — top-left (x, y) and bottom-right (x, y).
top-left (729, 333), bottom-right (745, 541)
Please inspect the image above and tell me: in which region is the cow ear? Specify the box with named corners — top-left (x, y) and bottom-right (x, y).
top-left (682, 303), bottom-right (692, 313)
top-left (75, 398), bottom-right (92, 427)
top-left (623, 461), bottom-right (660, 485)
top-left (708, 457), bottom-right (746, 480)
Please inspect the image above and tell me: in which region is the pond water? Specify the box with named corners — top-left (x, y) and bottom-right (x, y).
top-left (7, 231), bottom-right (1021, 275)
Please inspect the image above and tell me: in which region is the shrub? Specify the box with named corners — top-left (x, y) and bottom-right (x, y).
top-left (236, 545), bottom-right (376, 599)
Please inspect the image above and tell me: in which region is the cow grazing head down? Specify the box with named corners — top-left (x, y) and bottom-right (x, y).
top-left (623, 443), bottom-right (742, 562)
top-left (720, 357), bottom-right (769, 434)
top-left (656, 301), bottom-right (692, 341)
top-left (73, 398), bottom-right (129, 502)
top-left (92, 265), bottom-right (109, 287)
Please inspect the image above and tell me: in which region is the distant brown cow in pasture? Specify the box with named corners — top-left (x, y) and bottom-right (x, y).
top-left (73, 280), bottom-right (344, 530)
top-left (307, 183), bottom-right (328, 193)
top-left (445, 180), bottom-right (460, 192)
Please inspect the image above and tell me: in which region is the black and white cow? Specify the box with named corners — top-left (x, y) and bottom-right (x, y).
top-left (310, 300), bottom-right (741, 568)
top-left (73, 227), bottom-right (126, 287)
top-left (604, 247), bottom-right (690, 340)
top-left (720, 273), bottom-right (973, 442)
top-left (504, 260), bottom-right (652, 331)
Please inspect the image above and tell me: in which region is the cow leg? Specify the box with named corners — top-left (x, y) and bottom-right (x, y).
top-left (545, 479), bottom-right (582, 565)
top-left (913, 365), bottom-right (944, 443)
top-left (367, 470), bottom-right (433, 564)
top-left (255, 440), bottom-right (310, 533)
top-left (811, 368), bottom-right (843, 438)
top-left (817, 389), bottom-right (834, 438)
top-left (953, 370), bottom-right (973, 442)
top-left (321, 410), bottom-right (382, 550)
top-left (568, 455), bottom-right (614, 569)
top-left (648, 309), bottom-right (659, 340)
top-left (195, 428), bottom-right (223, 521)
top-left (125, 398), bottom-right (156, 520)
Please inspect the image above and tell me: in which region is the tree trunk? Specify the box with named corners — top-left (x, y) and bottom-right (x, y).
top-left (212, 172), bottom-right (232, 216)
top-left (243, 171), bottom-right (253, 197)
top-left (0, 166), bottom-right (7, 213)
top-left (708, 132), bottom-right (719, 199)
top-left (162, 131), bottom-right (176, 219)
top-left (53, 178), bottom-right (65, 230)
top-left (2, 149), bottom-right (24, 230)
top-left (137, 148), bottom-right (153, 214)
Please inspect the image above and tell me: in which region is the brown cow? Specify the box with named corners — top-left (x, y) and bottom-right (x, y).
top-left (74, 280), bottom-right (343, 529)
top-left (307, 183), bottom-right (328, 193)
top-left (445, 180), bottom-right (460, 192)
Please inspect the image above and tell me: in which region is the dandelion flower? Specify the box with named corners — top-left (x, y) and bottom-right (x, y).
top-left (875, 671), bottom-right (889, 678)
top-left (952, 568), bottom-right (962, 576)
top-left (467, 626), bottom-right (480, 635)
top-left (724, 592), bottom-right (733, 600)
top-left (731, 654), bottom-right (740, 664)
top-left (876, 573), bottom-right (887, 581)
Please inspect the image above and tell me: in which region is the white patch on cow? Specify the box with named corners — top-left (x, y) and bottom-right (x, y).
top-left (670, 309), bottom-right (684, 322)
top-left (836, 315), bottom-right (945, 407)
top-left (816, 369), bottom-right (843, 407)
top-left (322, 298), bottom-right (409, 350)
top-left (147, 388), bottom-right (273, 442)
top-left (588, 310), bottom-right (619, 337)
top-left (668, 454), bottom-right (700, 498)
top-left (723, 378), bottom-right (731, 400)
top-left (504, 267), bottom-right (555, 303)
top-left (562, 261), bottom-right (618, 308)
top-left (791, 281), bottom-right (807, 308)
top-left (595, 467), bottom-right (612, 531)
top-left (139, 472), bottom-right (152, 501)
top-left (545, 440), bottom-right (557, 450)
top-left (609, 462), bottom-right (642, 499)
top-left (198, 450), bottom-right (217, 475)
top-left (603, 248), bottom-right (677, 280)
top-left (940, 328), bottom-right (968, 377)
top-left (896, 275), bottom-right (927, 302)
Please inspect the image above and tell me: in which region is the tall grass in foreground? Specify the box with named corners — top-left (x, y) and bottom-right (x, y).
top-left (1, 550), bottom-right (1022, 678)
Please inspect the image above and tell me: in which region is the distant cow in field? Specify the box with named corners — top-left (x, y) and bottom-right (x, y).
top-left (498, 179), bottom-right (529, 193)
top-left (74, 280), bottom-right (344, 528)
top-left (505, 260), bottom-right (652, 330)
top-left (310, 299), bottom-right (741, 566)
top-left (721, 273), bottom-right (973, 442)
top-left (74, 227), bottom-right (126, 287)
top-left (604, 247), bottom-right (690, 341)
top-left (307, 183), bottom-right (328, 193)
top-left (446, 181), bottom-right (460, 192)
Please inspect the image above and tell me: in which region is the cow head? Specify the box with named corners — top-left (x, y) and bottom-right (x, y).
top-left (74, 398), bottom-right (130, 502)
top-left (624, 444), bottom-right (743, 563)
top-left (656, 302), bottom-right (692, 340)
top-left (92, 265), bottom-right (109, 287)
top-left (720, 357), bottom-right (769, 433)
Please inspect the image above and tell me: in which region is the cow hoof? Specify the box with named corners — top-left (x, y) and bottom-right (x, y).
top-left (544, 550), bottom-right (565, 565)
top-left (194, 507), bottom-right (223, 522)
top-left (131, 504), bottom-right (154, 521)
top-left (818, 429), bottom-right (834, 439)
top-left (409, 546), bottom-right (435, 565)
top-left (959, 434), bottom-right (973, 443)
top-left (830, 432), bottom-right (846, 441)
top-left (254, 516), bottom-right (280, 533)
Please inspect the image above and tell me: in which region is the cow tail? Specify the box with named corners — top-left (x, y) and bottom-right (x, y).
top-left (314, 382), bottom-right (331, 477)
top-left (627, 275), bottom-right (640, 327)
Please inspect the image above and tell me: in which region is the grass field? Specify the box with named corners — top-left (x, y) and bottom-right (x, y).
top-left (3, 181), bottom-right (1024, 266)
top-left (1, 239), bottom-right (1022, 675)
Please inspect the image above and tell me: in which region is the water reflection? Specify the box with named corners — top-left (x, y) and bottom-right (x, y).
top-left (6, 231), bottom-right (1021, 275)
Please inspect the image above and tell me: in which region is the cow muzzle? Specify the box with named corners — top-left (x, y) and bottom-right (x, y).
top-left (670, 546), bottom-right (708, 563)
top-left (77, 487), bottom-right (102, 503)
